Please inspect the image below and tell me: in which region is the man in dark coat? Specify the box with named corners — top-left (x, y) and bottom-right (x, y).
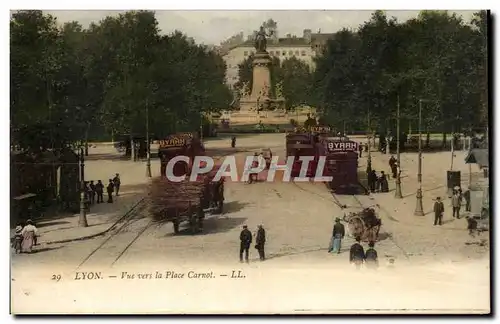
top-left (255, 225), bottom-right (266, 261)
top-left (433, 197), bottom-right (445, 226)
top-left (113, 173), bottom-right (121, 196)
top-left (364, 241), bottom-right (378, 269)
top-left (380, 171), bottom-right (389, 193)
top-left (389, 155), bottom-right (397, 179)
top-left (329, 217), bottom-right (345, 254)
top-left (95, 180), bottom-right (104, 203)
top-left (107, 179), bottom-right (114, 203)
top-left (368, 170), bottom-right (377, 192)
top-left (239, 225), bottom-right (252, 263)
top-left (231, 136), bottom-right (236, 148)
top-left (358, 142), bottom-right (363, 158)
top-left (464, 189), bottom-right (471, 212)
top-left (350, 236), bottom-right (365, 269)
top-left (89, 180), bottom-right (96, 204)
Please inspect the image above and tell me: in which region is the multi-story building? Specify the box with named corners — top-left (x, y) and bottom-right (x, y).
top-left (222, 29), bottom-right (335, 90)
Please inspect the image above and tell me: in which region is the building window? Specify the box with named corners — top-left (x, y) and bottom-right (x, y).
top-left (289, 51), bottom-right (293, 55)
top-left (270, 51), bottom-right (274, 55)
top-left (282, 51), bottom-right (286, 56)
top-left (295, 51), bottom-right (299, 56)
top-left (244, 51), bottom-right (248, 56)
top-left (301, 50), bottom-right (306, 56)
top-left (276, 51), bottom-right (280, 56)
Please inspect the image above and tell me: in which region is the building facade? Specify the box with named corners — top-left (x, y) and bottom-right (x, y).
top-left (222, 29), bottom-right (334, 90)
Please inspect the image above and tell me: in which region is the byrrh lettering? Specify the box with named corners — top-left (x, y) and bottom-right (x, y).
top-left (159, 138), bottom-right (186, 147)
top-left (327, 142), bottom-right (358, 151)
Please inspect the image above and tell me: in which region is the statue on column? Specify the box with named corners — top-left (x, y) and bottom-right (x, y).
top-left (254, 26), bottom-right (272, 53)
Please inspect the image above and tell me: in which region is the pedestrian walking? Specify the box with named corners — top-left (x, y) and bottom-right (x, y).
top-left (464, 189), bottom-right (471, 212)
top-left (379, 171), bottom-right (389, 193)
top-left (12, 225), bottom-right (23, 254)
top-left (328, 217), bottom-right (345, 254)
top-left (107, 179), bottom-right (114, 203)
top-left (255, 225), bottom-right (266, 261)
top-left (349, 236), bottom-right (365, 269)
top-left (364, 241), bottom-right (379, 269)
top-left (389, 155), bottom-right (397, 177)
top-left (358, 143), bottom-right (363, 158)
top-left (239, 225), bottom-right (252, 263)
top-left (95, 180), bottom-right (104, 203)
top-left (451, 191), bottom-right (461, 219)
top-left (466, 216), bottom-right (478, 237)
top-left (231, 136), bottom-right (236, 148)
top-left (113, 173), bottom-right (121, 196)
top-left (433, 197), bottom-right (444, 226)
top-left (368, 170), bottom-right (377, 192)
top-left (89, 180), bottom-right (96, 204)
top-left (21, 219), bottom-right (38, 253)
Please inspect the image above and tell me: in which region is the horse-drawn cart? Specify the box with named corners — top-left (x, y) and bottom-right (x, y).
top-left (342, 207), bottom-right (382, 242)
top-left (148, 168), bottom-right (225, 234)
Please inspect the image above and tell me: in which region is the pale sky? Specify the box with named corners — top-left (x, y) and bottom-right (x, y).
top-left (43, 10), bottom-right (477, 45)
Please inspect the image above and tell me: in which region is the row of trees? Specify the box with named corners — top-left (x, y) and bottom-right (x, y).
top-left (313, 10), bottom-right (488, 134)
top-left (235, 10), bottom-right (487, 134)
top-left (11, 10), bottom-right (232, 152)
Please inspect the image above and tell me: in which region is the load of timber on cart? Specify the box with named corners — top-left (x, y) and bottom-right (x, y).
top-left (148, 164), bottom-right (225, 234)
top-left (342, 207), bottom-right (382, 242)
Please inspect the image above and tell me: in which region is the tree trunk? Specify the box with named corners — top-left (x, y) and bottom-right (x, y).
top-left (426, 132), bottom-right (430, 148)
top-left (442, 132), bottom-right (447, 149)
top-left (130, 136), bottom-right (135, 161)
top-left (84, 127), bottom-right (89, 156)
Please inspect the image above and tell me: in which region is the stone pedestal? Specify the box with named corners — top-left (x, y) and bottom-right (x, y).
top-left (230, 50), bottom-right (288, 125)
top-left (250, 52), bottom-right (272, 103)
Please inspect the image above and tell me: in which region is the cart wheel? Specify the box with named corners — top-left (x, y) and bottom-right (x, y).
top-left (190, 216), bottom-right (199, 234)
top-left (217, 201), bottom-right (223, 214)
top-left (173, 221), bottom-right (180, 234)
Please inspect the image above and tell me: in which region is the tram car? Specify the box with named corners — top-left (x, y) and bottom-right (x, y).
top-left (285, 126), bottom-right (360, 194)
top-left (286, 127), bottom-right (316, 177)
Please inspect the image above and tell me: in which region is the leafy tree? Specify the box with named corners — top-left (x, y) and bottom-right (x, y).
top-left (281, 57), bottom-right (313, 110)
top-left (312, 10), bottom-right (488, 135)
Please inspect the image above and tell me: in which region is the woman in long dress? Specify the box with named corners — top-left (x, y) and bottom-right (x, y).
top-left (21, 219), bottom-right (38, 253)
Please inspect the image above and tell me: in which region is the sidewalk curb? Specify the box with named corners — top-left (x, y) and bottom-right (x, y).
top-left (45, 197), bottom-right (146, 245)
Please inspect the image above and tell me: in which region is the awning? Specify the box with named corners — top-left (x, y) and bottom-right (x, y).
top-left (13, 193), bottom-right (37, 200)
top-left (465, 149), bottom-right (489, 168)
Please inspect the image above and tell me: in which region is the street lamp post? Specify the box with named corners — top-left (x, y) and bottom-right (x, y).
top-left (145, 99), bottom-right (152, 178)
top-left (414, 99), bottom-right (425, 216)
top-left (395, 94), bottom-right (403, 198)
top-left (78, 146), bottom-right (88, 227)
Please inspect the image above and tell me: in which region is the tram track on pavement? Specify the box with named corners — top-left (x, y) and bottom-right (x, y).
top-left (291, 181), bottom-right (410, 259)
top-left (76, 197), bottom-right (151, 269)
top-left (76, 147), bottom-right (256, 269)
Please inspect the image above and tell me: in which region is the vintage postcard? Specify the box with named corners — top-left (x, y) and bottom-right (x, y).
top-left (9, 9), bottom-right (490, 314)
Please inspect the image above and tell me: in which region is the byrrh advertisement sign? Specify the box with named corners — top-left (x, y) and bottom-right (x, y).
top-left (326, 140), bottom-right (358, 152)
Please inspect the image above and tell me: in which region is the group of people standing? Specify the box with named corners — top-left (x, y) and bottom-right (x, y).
top-left (12, 219), bottom-right (38, 254)
top-left (433, 188), bottom-right (470, 226)
top-left (367, 170), bottom-right (389, 193)
top-left (328, 218), bottom-right (379, 269)
top-left (239, 224), bottom-right (266, 262)
top-left (84, 174), bottom-right (121, 205)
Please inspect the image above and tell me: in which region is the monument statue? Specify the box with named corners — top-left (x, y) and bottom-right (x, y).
top-left (254, 26), bottom-right (272, 53)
